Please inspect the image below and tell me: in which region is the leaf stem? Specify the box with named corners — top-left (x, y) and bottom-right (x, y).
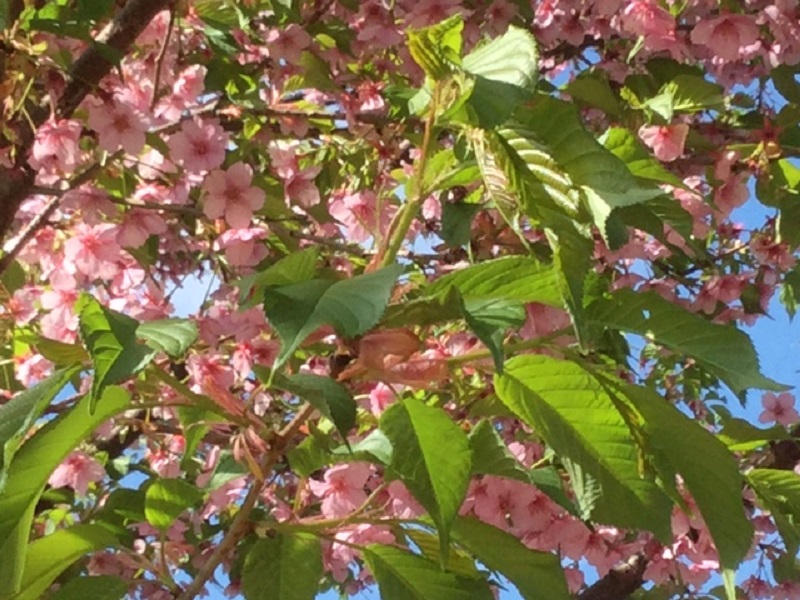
top-left (379, 84), bottom-right (440, 267)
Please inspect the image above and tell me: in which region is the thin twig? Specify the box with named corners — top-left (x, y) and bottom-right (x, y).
top-left (150, 7), bottom-right (176, 111)
top-left (174, 403), bottom-right (316, 600)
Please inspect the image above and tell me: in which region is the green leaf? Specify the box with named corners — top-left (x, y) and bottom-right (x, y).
top-left (9, 525), bottom-right (120, 600)
top-left (264, 265), bottom-right (402, 369)
top-left (0, 385), bottom-right (130, 594)
top-left (462, 26), bottom-right (538, 127)
top-left (495, 355), bottom-right (672, 539)
top-left (586, 289), bottom-right (786, 397)
top-left (664, 75), bottom-right (725, 113)
top-left (716, 414), bottom-right (789, 451)
top-left (773, 66), bottom-right (800, 104)
top-left (406, 15), bottom-right (463, 80)
top-left (49, 576), bottom-right (127, 600)
top-left (426, 256), bottom-right (562, 307)
top-left (441, 202), bottom-right (480, 247)
top-left (76, 294), bottom-right (155, 412)
top-left (271, 373), bottom-right (356, 439)
top-left (363, 545), bottom-right (493, 600)
top-left (403, 529), bottom-right (479, 579)
top-left (235, 247), bottom-right (319, 308)
top-left (20, 336), bottom-right (88, 366)
top-left (600, 127), bottom-right (685, 187)
top-left (602, 377), bottom-right (753, 570)
top-left (241, 533), bottom-right (322, 600)
top-left (380, 398), bottom-right (471, 566)
top-left (566, 71), bottom-right (622, 118)
top-left (0, 366), bottom-right (79, 492)
top-left (543, 217), bottom-right (593, 345)
top-left (468, 420), bottom-right (528, 482)
top-left (136, 319), bottom-right (198, 357)
top-left (451, 517), bottom-right (570, 600)
top-left (748, 469), bottom-right (800, 556)
top-left (460, 297), bottom-right (526, 372)
top-left (144, 479), bottom-right (202, 532)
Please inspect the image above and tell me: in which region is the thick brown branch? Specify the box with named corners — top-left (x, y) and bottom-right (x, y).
top-left (0, 0), bottom-right (171, 262)
top-left (577, 553), bottom-right (648, 600)
top-left (57, 0), bottom-right (172, 119)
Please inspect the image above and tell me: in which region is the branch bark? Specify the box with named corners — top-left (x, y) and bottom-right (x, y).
top-left (0, 0), bottom-right (171, 260)
top-left (577, 553), bottom-right (648, 600)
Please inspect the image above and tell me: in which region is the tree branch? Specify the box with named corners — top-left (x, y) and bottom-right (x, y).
top-left (174, 403), bottom-right (316, 600)
top-left (577, 553), bottom-right (648, 600)
top-left (0, 0), bottom-right (171, 256)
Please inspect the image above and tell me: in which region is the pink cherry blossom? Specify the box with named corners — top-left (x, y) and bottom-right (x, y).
top-left (214, 227), bottom-right (268, 267)
top-left (30, 118), bottom-right (82, 173)
top-left (117, 209), bottom-right (168, 248)
top-left (87, 99), bottom-right (147, 155)
top-left (168, 117), bottom-right (229, 172)
top-left (265, 24), bottom-right (311, 64)
top-left (49, 451), bottom-right (106, 496)
top-left (308, 463), bottom-right (372, 518)
top-left (268, 142), bottom-right (321, 208)
top-left (759, 392), bottom-right (800, 426)
top-left (638, 124), bottom-right (689, 162)
top-left (328, 190), bottom-right (393, 243)
top-left (63, 223), bottom-right (122, 279)
top-left (202, 162), bottom-right (265, 228)
top-left (691, 14), bottom-right (761, 62)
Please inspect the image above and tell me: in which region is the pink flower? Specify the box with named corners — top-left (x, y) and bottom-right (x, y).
top-left (30, 118), bottom-right (82, 173)
top-left (265, 24), bottom-right (311, 64)
top-left (202, 162), bottom-right (265, 228)
top-left (690, 14), bottom-right (761, 62)
top-left (308, 463), bottom-right (372, 518)
top-left (117, 209), bottom-right (168, 248)
top-left (328, 190), bottom-right (391, 243)
top-left (168, 117), bottom-right (229, 172)
top-left (49, 451), bottom-right (106, 496)
top-left (759, 392), bottom-right (800, 426)
top-left (368, 382), bottom-right (398, 416)
top-left (638, 124), bottom-right (689, 162)
top-left (87, 99), bottom-right (147, 155)
top-left (63, 223), bottom-right (122, 279)
top-left (621, 0), bottom-right (674, 38)
top-left (713, 174), bottom-right (749, 217)
top-left (268, 143), bottom-right (321, 208)
top-left (214, 227), bottom-right (268, 267)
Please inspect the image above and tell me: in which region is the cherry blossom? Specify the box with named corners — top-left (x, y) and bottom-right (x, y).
top-left (638, 124), bottom-right (689, 162)
top-left (168, 117), bottom-right (229, 173)
top-left (48, 451), bottom-right (106, 496)
top-left (759, 392), bottom-right (800, 426)
top-left (202, 162), bottom-right (265, 228)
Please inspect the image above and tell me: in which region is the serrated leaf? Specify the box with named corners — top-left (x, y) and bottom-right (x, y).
top-left (451, 517), bottom-right (570, 600)
top-left (602, 377), bottom-right (753, 569)
top-left (136, 318), bottom-right (197, 357)
top-left (242, 533), bottom-right (322, 600)
top-left (144, 479), bottom-right (202, 532)
top-left (495, 355), bottom-right (672, 539)
top-left (49, 576), bottom-right (127, 600)
top-left (426, 256), bottom-right (562, 306)
top-left (8, 525), bottom-right (120, 600)
top-left (462, 26), bottom-right (538, 127)
top-left (0, 366), bottom-right (79, 492)
top-left (406, 15), bottom-right (463, 80)
top-left (403, 529), bottom-right (479, 579)
top-left (748, 469), bottom-right (800, 557)
top-left (600, 127), bottom-right (685, 187)
top-left (271, 372), bottom-right (356, 439)
top-left (77, 294), bottom-right (155, 412)
top-left (234, 247), bottom-right (319, 308)
top-left (460, 297), bottom-right (526, 372)
top-left (664, 75), bottom-right (724, 113)
top-left (566, 71), bottom-right (622, 117)
top-left (586, 289), bottom-right (786, 397)
top-left (0, 387), bottom-right (128, 596)
top-left (363, 545), bottom-right (493, 600)
top-left (264, 265), bottom-right (402, 369)
top-left (468, 420), bottom-right (528, 482)
top-left (380, 398), bottom-right (471, 566)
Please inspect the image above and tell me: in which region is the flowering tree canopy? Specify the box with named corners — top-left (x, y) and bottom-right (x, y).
top-left (4, 1), bottom-right (800, 599)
